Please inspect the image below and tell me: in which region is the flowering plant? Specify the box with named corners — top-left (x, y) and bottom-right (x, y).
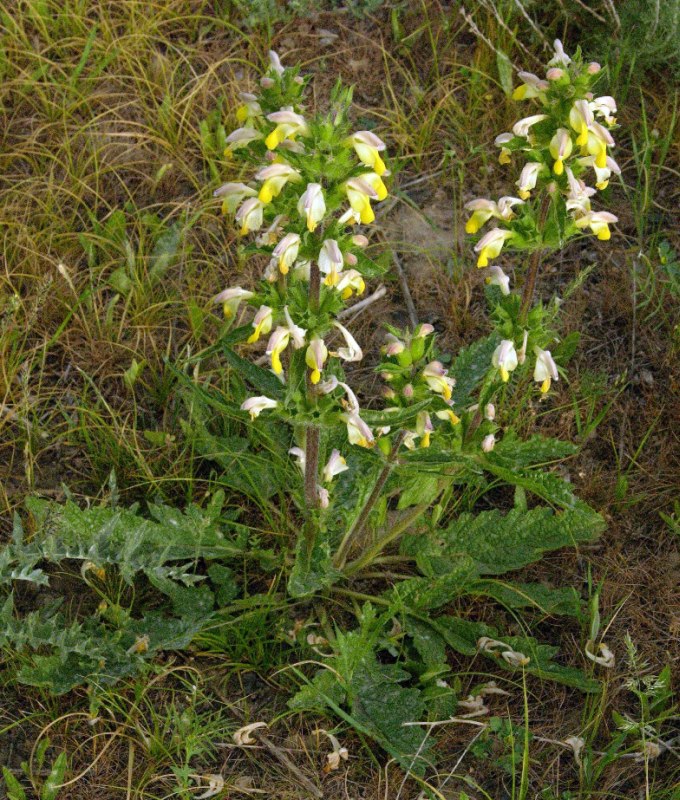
top-left (205, 47), bottom-right (616, 604)
top-left (464, 40), bottom-right (620, 396)
top-left (178, 50), bottom-right (623, 764)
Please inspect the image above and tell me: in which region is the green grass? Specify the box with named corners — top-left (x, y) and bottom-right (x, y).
top-left (1, 1), bottom-right (678, 798)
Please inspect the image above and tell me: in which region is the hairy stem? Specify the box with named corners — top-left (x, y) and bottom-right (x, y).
top-left (344, 499), bottom-right (432, 577)
top-left (334, 430), bottom-right (407, 569)
top-left (520, 194), bottom-right (552, 322)
top-left (304, 261), bottom-right (322, 515)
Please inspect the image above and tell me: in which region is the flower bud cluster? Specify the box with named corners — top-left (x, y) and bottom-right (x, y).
top-left (377, 325), bottom-right (461, 451)
top-left (466, 39), bottom-right (620, 277)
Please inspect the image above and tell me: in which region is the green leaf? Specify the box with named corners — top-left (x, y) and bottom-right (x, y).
top-left (41, 752), bottom-right (67, 800)
top-left (397, 473), bottom-right (440, 509)
top-left (362, 398), bottom-right (432, 428)
top-left (450, 333), bottom-right (499, 407)
top-left (468, 581), bottom-right (582, 616)
top-left (388, 556), bottom-right (478, 610)
top-left (221, 345), bottom-right (285, 399)
top-left (406, 617), bottom-right (447, 666)
top-left (483, 464), bottom-right (586, 510)
top-left (288, 531), bottom-right (340, 597)
top-left (486, 434), bottom-right (578, 469)
top-left (496, 49), bottom-right (514, 97)
top-left (351, 661), bottom-right (431, 774)
top-left (403, 505), bottom-right (603, 576)
top-left (2, 767), bottom-right (27, 800)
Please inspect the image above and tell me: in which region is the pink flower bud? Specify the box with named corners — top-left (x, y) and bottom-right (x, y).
top-left (546, 68), bottom-right (564, 80)
top-left (402, 383), bottom-right (414, 398)
top-left (352, 234), bottom-right (369, 247)
top-left (345, 252), bottom-right (358, 266)
top-left (587, 62), bottom-right (601, 74)
top-left (260, 76), bottom-right (275, 88)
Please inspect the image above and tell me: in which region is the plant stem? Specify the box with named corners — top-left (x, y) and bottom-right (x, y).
top-left (343, 498), bottom-right (432, 577)
top-left (334, 430), bottom-right (406, 569)
top-left (304, 261), bottom-right (322, 514)
top-left (520, 194), bottom-right (552, 322)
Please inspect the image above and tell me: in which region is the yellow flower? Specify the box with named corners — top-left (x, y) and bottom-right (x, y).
top-left (255, 163), bottom-right (300, 204)
top-left (247, 305), bottom-right (273, 344)
top-left (492, 340), bottom-right (518, 383)
top-left (297, 183), bottom-right (326, 232)
top-left (266, 326), bottom-right (291, 375)
top-left (574, 210), bottom-right (618, 241)
top-left (344, 177), bottom-right (379, 225)
top-left (464, 196), bottom-right (523, 234)
top-left (305, 337), bottom-right (328, 384)
top-left (533, 347), bottom-right (559, 393)
top-left (264, 108), bottom-right (308, 150)
top-left (549, 128), bottom-right (573, 175)
top-left (347, 131), bottom-right (387, 176)
top-left (270, 233), bottom-right (300, 275)
top-left (512, 71), bottom-right (548, 101)
top-left (234, 197), bottom-right (264, 236)
top-left (474, 228), bottom-right (515, 268)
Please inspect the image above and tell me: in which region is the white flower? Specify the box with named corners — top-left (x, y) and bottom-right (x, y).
top-left (585, 640), bottom-right (615, 668)
top-left (271, 233), bottom-right (300, 275)
top-left (247, 305), bottom-right (273, 344)
top-left (474, 227), bottom-right (515, 267)
top-left (548, 39), bottom-right (571, 67)
top-left (512, 114), bottom-right (548, 139)
top-left (213, 182), bottom-right (257, 214)
top-left (255, 163), bottom-right (301, 204)
top-left (492, 340), bottom-right (518, 382)
top-left (344, 412), bottom-right (374, 448)
top-left (323, 449), bottom-right (349, 483)
top-left (517, 329), bottom-right (529, 365)
top-left (266, 326), bottom-right (291, 375)
top-left (516, 162), bottom-right (544, 200)
top-left (485, 265), bottom-right (511, 295)
top-left (235, 197), bottom-right (264, 236)
top-left (590, 95), bottom-right (617, 125)
top-left (549, 128), bottom-right (573, 175)
top-left (347, 130), bottom-right (387, 175)
top-left (289, 447), bottom-right (305, 472)
top-left (297, 183), bottom-right (326, 232)
top-left (533, 346), bottom-right (559, 393)
top-left (241, 396), bottom-right (278, 420)
top-left (283, 306), bottom-right (306, 349)
top-left (481, 434), bottom-right (496, 453)
top-left (255, 214), bottom-right (285, 246)
top-left (268, 50), bottom-right (285, 76)
top-left (305, 337), bottom-right (328, 384)
top-left (213, 286), bottom-right (254, 318)
top-left (265, 107), bottom-right (308, 150)
top-left (233, 721), bottom-right (268, 745)
top-left (464, 196), bottom-right (523, 234)
top-left (484, 403), bottom-right (496, 421)
top-left (422, 360), bottom-right (455, 401)
top-left (574, 210), bottom-right (618, 240)
top-left (224, 127), bottom-right (263, 153)
top-left (332, 321), bottom-right (363, 362)
top-left (236, 92), bottom-right (262, 123)
top-left (494, 131), bottom-right (513, 164)
top-left (565, 168), bottom-right (596, 215)
top-left (512, 71), bottom-right (548, 100)
top-left (319, 239), bottom-right (344, 286)
top-left (335, 269), bottom-right (365, 299)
